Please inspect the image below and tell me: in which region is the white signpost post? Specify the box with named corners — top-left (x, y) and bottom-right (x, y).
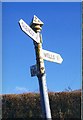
top-left (19, 15), bottom-right (63, 119)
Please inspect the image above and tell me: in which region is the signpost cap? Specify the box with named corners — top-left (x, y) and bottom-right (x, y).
top-left (30, 15), bottom-right (44, 27)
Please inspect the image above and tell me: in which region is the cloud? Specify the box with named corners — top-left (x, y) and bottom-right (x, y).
top-left (15, 86), bottom-right (28, 93)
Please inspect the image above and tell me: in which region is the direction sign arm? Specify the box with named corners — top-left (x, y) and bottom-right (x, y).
top-left (42, 49), bottom-right (63, 64)
top-left (19, 19), bottom-right (40, 43)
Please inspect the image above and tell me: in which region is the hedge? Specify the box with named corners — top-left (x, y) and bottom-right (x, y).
top-left (2, 91), bottom-right (81, 119)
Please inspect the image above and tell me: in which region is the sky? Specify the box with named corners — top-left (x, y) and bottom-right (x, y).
top-left (2, 2), bottom-right (81, 94)
top-left (1, 0), bottom-right (82, 2)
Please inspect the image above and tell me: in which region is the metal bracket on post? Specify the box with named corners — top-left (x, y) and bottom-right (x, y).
top-left (30, 64), bottom-right (37, 77)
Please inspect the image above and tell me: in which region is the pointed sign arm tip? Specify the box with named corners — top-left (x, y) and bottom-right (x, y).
top-left (19, 19), bottom-right (22, 23)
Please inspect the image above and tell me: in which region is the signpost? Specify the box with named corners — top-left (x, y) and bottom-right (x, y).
top-left (19, 15), bottom-right (63, 119)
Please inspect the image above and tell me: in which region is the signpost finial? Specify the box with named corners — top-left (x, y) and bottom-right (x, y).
top-left (30, 15), bottom-right (44, 32)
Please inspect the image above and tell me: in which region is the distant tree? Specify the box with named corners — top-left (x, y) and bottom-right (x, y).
top-left (64, 86), bottom-right (72, 92)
